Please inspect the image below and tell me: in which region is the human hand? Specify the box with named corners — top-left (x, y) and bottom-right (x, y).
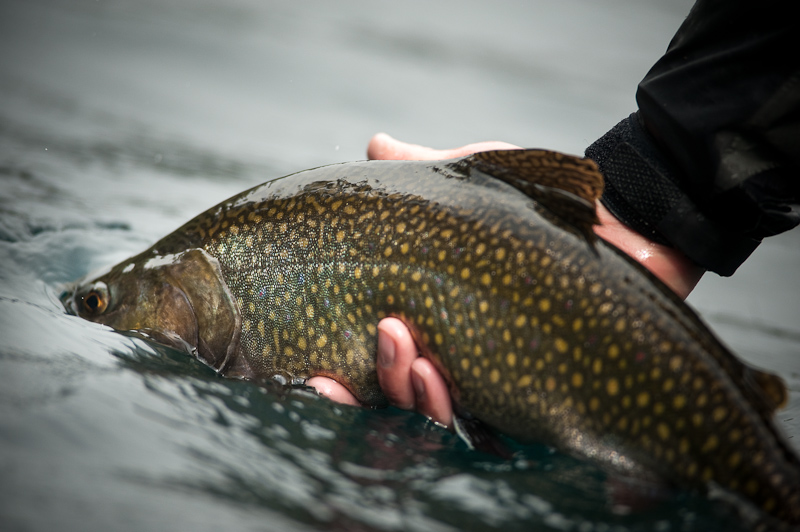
top-left (310, 133), bottom-right (705, 426)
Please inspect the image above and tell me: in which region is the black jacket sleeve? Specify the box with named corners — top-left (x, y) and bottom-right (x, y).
top-left (585, 0), bottom-right (800, 276)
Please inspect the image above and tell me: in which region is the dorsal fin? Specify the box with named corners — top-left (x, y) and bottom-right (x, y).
top-left (470, 149), bottom-right (604, 204)
top-left (461, 149), bottom-right (605, 245)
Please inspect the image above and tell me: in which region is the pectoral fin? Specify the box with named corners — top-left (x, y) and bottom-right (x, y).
top-left (453, 414), bottom-right (514, 460)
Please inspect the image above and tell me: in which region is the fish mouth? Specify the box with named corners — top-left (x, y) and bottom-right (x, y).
top-left (58, 285), bottom-right (77, 316)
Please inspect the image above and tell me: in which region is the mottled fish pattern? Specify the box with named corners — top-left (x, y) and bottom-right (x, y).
top-left (62, 150), bottom-right (800, 529)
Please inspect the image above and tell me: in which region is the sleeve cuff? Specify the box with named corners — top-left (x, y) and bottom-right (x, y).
top-left (585, 113), bottom-right (760, 276)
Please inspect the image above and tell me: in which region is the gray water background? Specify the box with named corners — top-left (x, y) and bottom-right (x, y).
top-left (1, 1), bottom-right (798, 531)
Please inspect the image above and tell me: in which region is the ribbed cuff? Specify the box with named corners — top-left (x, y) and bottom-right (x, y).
top-left (585, 113), bottom-right (760, 276)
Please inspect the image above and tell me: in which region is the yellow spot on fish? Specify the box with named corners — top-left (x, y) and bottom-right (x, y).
top-left (297, 337), bottom-right (307, 350)
top-left (460, 268), bottom-right (470, 280)
top-left (606, 378), bottom-right (619, 396)
top-left (571, 373), bottom-right (584, 388)
top-left (539, 299), bottom-right (551, 312)
top-left (479, 301), bottom-right (489, 313)
top-left (607, 344), bottom-right (620, 358)
top-left (545, 376), bottom-right (557, 392)
top-left (673, 395), bottom-right (686, 409)
top-left (554, 338), bottom-right (568, 354)
top-left (657, 422), bottom-right (670, 441)
top-left (481, 272), bottom-right (492, 286)
top-left (284, 346), bottom-right (294, 356)
top-left (589, 397), bottom-right (600, 412)
top-left (712, 407), bottom-right (728, 423)
top-left (460, 358), bottom-right (470, 371)
top-left (258, 320), bottom-right (265, 338)
top-left (572, 318), bottom-right (583, 332)
top-left (489, 369), bottom-right (500, 384)
top-left (728, 452), bottom-right (742, 468)
top-left (517, 375), bottom-right (531, 387)
top-left (495, 248), bottom-right (506, 261)
top-left (472, 366), bottom-right (481, 378)
top-left (506, 353), bottom-right (517, 367)
top-left (592, 358), bottom-right (603, 375)
top-left (637, 391), bottom-right (650, 407)
top-left (678, 437), bottom-right (690, 455)
top-left (614, 319), bottom-right (626, 333)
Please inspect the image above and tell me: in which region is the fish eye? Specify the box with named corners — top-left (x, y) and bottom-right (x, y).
top-left (81, 282), bottom-right (109, 316)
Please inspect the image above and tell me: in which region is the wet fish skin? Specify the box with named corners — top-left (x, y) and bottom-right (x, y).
top-left (61, 150), bottom-right (800, 528)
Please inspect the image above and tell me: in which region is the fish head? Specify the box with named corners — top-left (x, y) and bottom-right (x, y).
top-left (61, 248), bottom-right (241, 373)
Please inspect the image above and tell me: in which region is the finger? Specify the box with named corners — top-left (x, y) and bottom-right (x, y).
top-left (307, 376), bottom-right (361, 406)
top-left (410, 358), bottom-right (453, 427)
top-left (376, 317), bottom-right (419, 410)
top-left (367, 132), bottom-right (521, 161)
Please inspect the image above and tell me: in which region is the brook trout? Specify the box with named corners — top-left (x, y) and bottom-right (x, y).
top-left (61, 149), bottom-right (799, 529)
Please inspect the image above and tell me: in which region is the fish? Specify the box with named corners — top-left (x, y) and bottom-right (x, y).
top-left (61, 149), bottom-right (800, 529)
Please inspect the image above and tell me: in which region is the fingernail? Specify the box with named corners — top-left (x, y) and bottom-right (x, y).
top-left (377, 331), bottom-right (395, 369)
top-left (411, 367), bottom-right (425, 399)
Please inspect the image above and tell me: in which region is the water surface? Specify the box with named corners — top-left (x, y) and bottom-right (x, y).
top-left (1, 1), bottom-right (797, 531)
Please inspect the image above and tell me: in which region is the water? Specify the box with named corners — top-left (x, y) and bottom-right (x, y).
top-left (1, 1), bottom-right (797, 531)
